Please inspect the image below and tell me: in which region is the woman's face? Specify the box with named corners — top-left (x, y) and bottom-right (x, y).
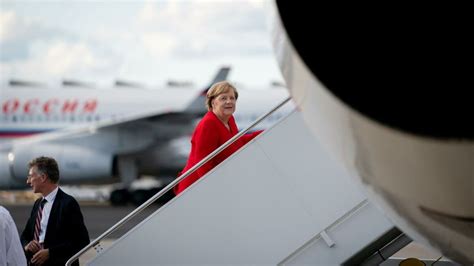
top-left (212, 90), bottom-right (236, 120)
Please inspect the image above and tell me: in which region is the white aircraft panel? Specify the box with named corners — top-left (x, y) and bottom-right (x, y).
top-left (89, 110), bottom-right (394, 265)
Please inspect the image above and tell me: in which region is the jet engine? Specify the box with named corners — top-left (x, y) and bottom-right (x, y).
top-left (270, 2), bottom-right (473, 264)
top-left (2, 143), bottom-right (114, 186)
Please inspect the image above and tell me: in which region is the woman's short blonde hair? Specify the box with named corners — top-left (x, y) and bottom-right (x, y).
top-left (206, 81), bottom-right (239, 111)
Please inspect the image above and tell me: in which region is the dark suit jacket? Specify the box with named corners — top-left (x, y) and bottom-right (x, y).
top-left (21, 188), bottom-right (90, 266)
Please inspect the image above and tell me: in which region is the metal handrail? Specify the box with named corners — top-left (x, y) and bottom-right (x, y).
top-left (66, 96), bottom-right (292, 265)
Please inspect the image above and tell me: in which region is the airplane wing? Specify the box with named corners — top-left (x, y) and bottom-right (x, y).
top-left (4, 108), bottom-right (197, 149)
top-left (0, 104), bottom-right (198, 186)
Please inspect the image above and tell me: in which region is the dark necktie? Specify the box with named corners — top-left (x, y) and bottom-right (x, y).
top-left (33, 198), bottom-right (47, 242)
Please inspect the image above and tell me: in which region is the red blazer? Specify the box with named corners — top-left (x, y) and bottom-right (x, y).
top-left (175, 111), bottom-right (262, 195)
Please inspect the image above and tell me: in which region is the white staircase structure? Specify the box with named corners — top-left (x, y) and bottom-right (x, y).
top-left (82, 109), bottom-right (407, 265)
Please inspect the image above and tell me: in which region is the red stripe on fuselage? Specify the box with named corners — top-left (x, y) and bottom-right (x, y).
top-left (0, 132), bottom-right (39, 138)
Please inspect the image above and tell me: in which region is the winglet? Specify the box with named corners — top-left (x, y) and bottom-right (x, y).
top-left (185, 66), bottom-right (231, 114)
top-left (209, 66), bottom-right (231, 86)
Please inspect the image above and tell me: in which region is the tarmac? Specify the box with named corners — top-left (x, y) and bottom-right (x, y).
top-left (2, 200), bottom-right (162, 264)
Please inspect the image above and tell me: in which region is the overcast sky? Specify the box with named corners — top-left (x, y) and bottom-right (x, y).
top-left (0, 0), bottom-right (284, 88)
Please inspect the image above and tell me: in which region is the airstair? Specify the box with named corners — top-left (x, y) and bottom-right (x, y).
top-left (69, 98), bottom-right (410, 265)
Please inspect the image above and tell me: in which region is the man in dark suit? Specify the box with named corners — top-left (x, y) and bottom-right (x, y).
top-left (21, 156), bottom-right (90, 266)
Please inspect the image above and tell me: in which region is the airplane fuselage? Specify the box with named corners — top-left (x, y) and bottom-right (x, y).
top-left (0, 85), bottom-right (292, 189)
top-left (0, 87), bottom-right (197, 142)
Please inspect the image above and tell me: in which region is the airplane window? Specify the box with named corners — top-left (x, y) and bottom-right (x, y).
top-left (95, 115), bottom-right (100, 121)
top-left (86, 116), bottom-right (92, 122)
top-left (12, 116), bottom-right (17, 122)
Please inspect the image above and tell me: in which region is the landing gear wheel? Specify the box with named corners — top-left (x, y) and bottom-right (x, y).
top-left (110, 188), bottom-right (130, 206)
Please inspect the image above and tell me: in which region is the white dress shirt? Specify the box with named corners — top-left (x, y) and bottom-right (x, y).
top-left (0, 206), bottom-right (27, 266)
top-left (39, 187), bottom-right (58, 244)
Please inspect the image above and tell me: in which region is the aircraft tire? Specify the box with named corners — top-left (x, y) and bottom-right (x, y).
top-left (110, 188), bottom-right (130, 206)
top-left (130, 189), bottom-right (150, 206)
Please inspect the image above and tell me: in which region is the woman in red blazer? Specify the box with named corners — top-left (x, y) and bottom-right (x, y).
top-left (175, 81), bottom-right (262, 195)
